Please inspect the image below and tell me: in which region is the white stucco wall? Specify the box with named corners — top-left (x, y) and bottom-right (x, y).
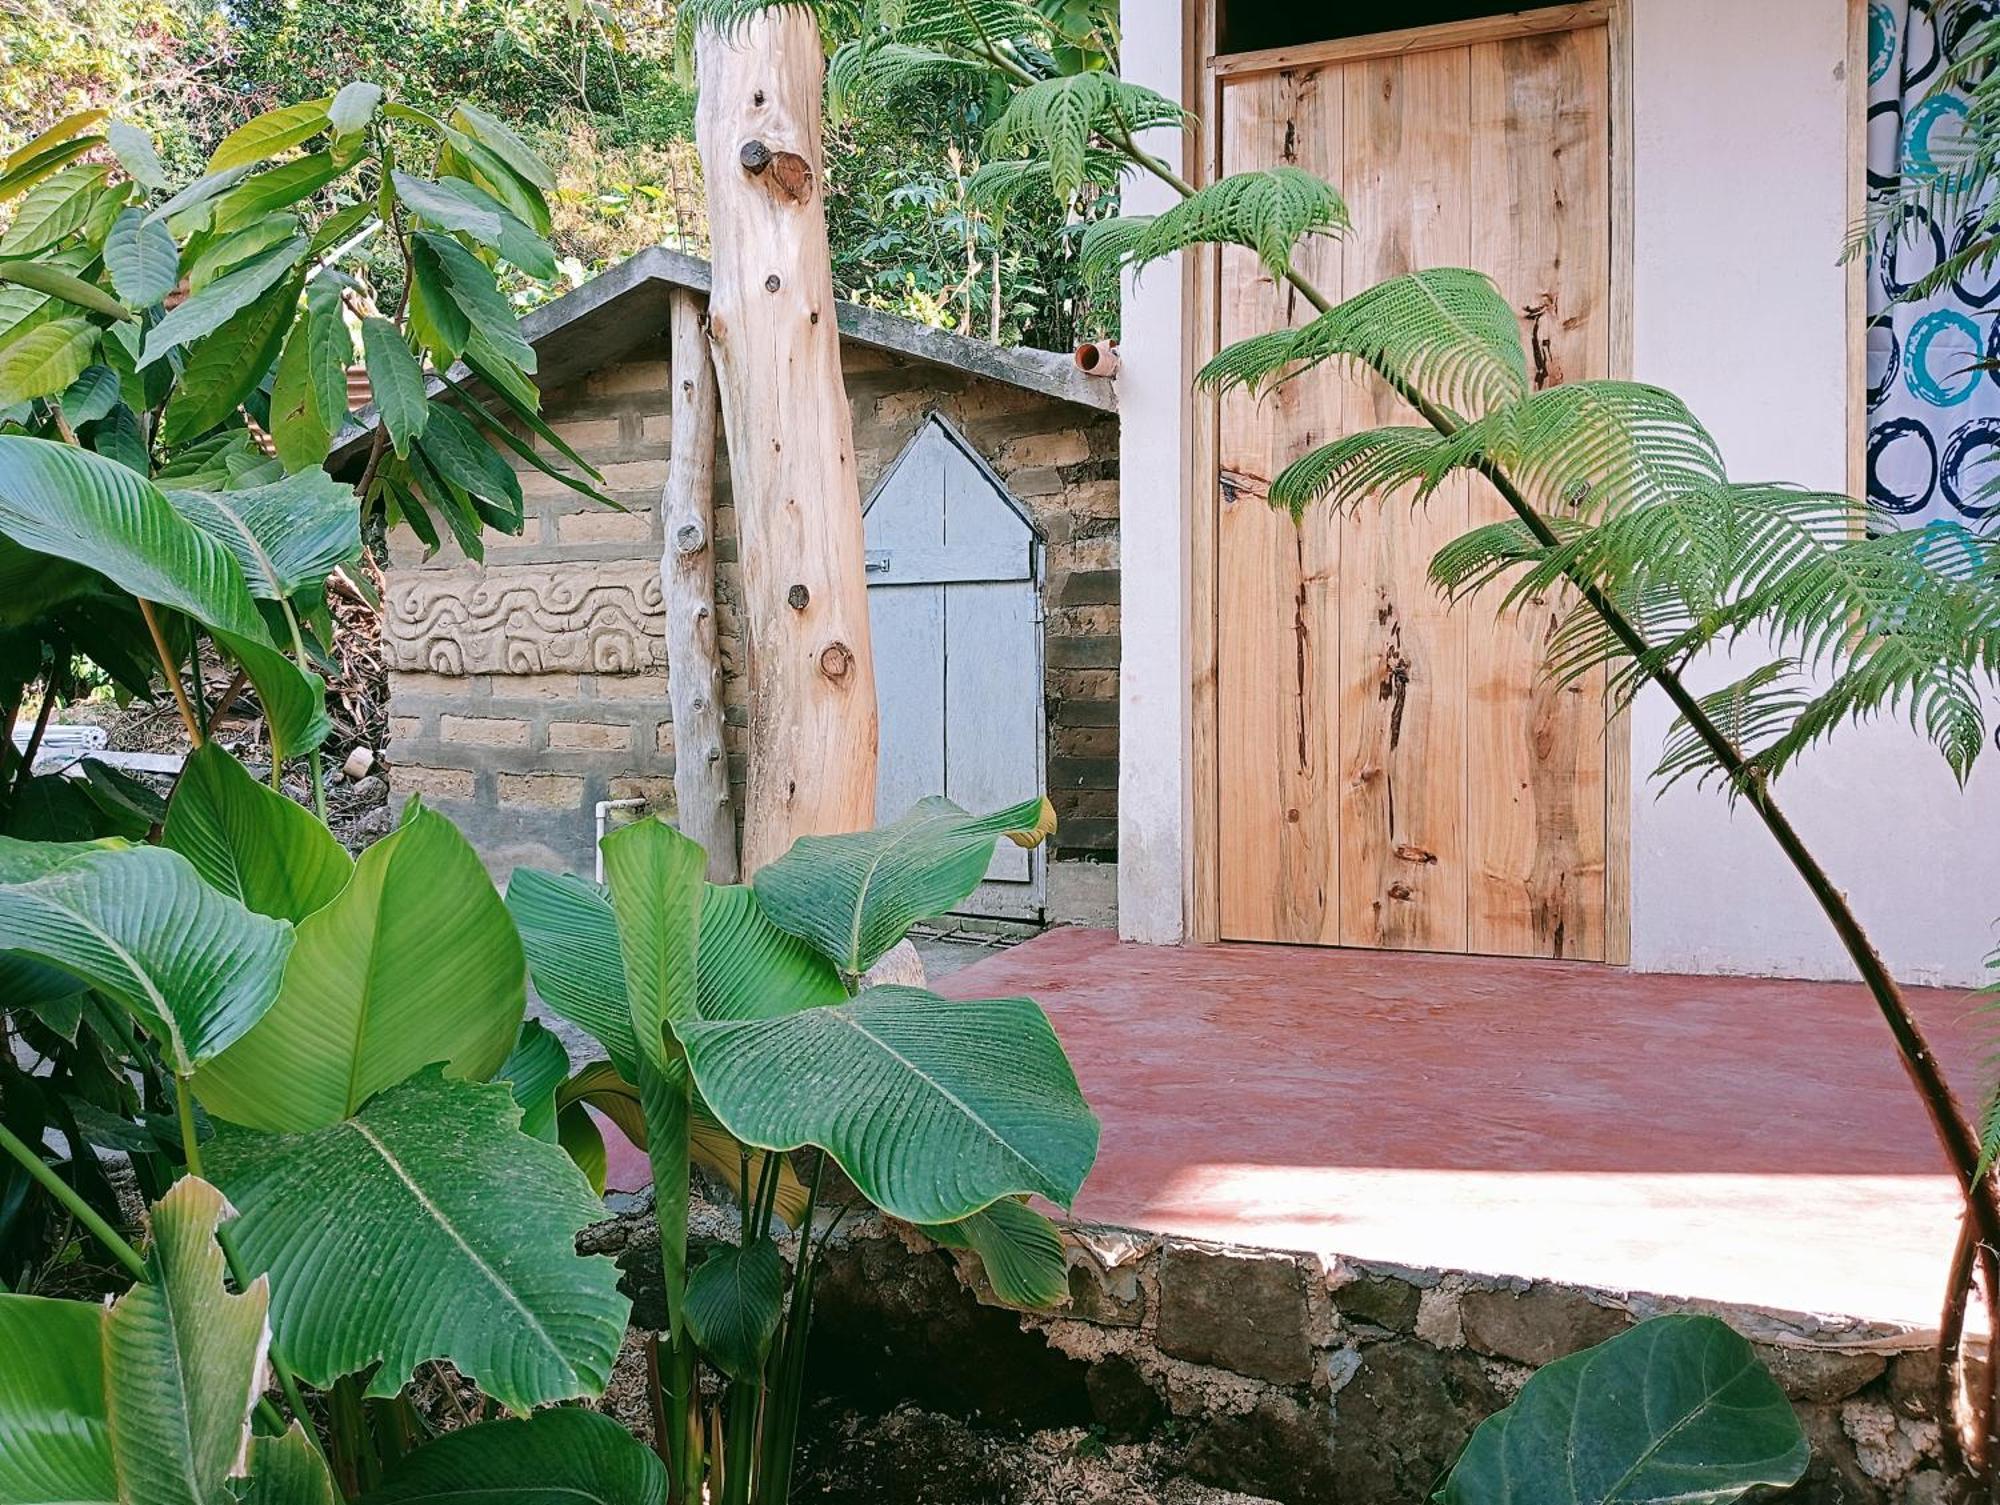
top-left (1115, 12), bottom-right (1191, 944)
top-left (1117, 0), bottom-right (2000, 984)
top-left (1626, 0), bottom-right (1998, 986)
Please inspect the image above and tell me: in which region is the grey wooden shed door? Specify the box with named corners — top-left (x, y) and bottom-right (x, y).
top-left (864, 415), bottom-right (1045, 919)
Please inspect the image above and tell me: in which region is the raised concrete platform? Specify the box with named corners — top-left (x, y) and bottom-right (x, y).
top-left (934, 926), bottom-right (1977, 1330)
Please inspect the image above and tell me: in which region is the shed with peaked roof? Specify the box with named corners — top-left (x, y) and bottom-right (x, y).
top-left (357, 247), bottom-right (1120, 912)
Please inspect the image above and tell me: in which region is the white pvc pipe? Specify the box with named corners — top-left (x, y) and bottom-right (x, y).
top-left (592, 798), bottom-right (649, 883)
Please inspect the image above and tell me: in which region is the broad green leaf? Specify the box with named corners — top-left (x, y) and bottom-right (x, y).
top-left (212, 155), bottom-right (346, 233)
top-left (302, 284), bottom-right (352, 429)
top-left (507, 868), bottom-right (636, 1075)
top-left (61, 364), bottom-right (122, 425)
top-left (0, 837), bottom-right (292, 1074)
top-left (268, 314), bottom-right (331, 469)
top-left (684, 1239), bottom-right (783, 1382)
top-left (184, 214), bottom-right (300, 292)
top-left (106, 121), bottom-right (168, 191)
top-left (415, 402), bottom-right (522, 524)
top-left (0, 437), bottom-right (328, 757)
top-left (5, 111), bottom-right (109, 174)
top-left (0, 261), bottom-right (131, 322)
top-left (358, 1409), bottom-right (664, 1505)
top-left (416, 232), bottom-right (534, 371)
top-left (159, 271), bottom-right (302, 447)
top-left (557, 1103), bottom-right (609, 1195)
top-left (436, 372), bottom-right (615, 507)
top-left (209, 102), bottom-right (330, 172)
top-left (146, 164), bottom-right (253, 228)
top-left (236, 1426), bottom-right (338, 1505)
top-left (85, 401), bottom-right (149, 472)
top-left (195, 802), bottom-right (524, 1131)
top-left (326, 83), bottom-right (384, 140)
top-left (448, 103), bottom-right (557, 192)
top-left (693, 883), bottom-right (846, 1021)
top-left (0, 1293), bottom-right (113, 1504)
top-left (406, 237), bottom-right (469, 363)
top-left (139, 237), bottom-right (305, 366)
top-left (207, 1068), bottom-right (630, 1411)
top-left (926, 1197), bottom-right (1068, 1308)
top-left (499, 1018), bottom-right (570, 1142)
top-left (362, 316), bottom-right (429, 458)
top-left (163, 743), bottom-right (351, 922)
top-left (638, 1054), bottom-right (691, 1343)
top-left (104, 207), bottom-right (181, 306)
top-left (0, 1178), bottom-right (273, 1505)
top-left (0, 139), bottom-right (99, 203)
top-left (105, 1177), bottom-right (274, 1504)
top-left (683, 985), bottom-right (1098, 1225)
top-left (163, 468), bottom-right (361, 599)
top-left (753, 794), bottom-right (1056, 975)
top-left (0, 166), bottom-right (110, 256)
top-left (72, 757), bottom-right (166, 834)
top-left (601, 816), bottom-right (704, 1070)
top-left (392, 171), bottom-right (501, 242)
top-left (0, 316), bottom-right (97, 404)
top-left (1437, 1314), bottom-right (1809, 1505)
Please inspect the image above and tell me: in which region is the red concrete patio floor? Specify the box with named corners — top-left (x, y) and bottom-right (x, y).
top-left (932, 926), bottom-right (1986, 1331)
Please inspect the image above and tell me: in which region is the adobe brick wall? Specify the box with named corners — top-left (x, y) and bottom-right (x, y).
top-left (384, 338), bottom-right (1120, 879)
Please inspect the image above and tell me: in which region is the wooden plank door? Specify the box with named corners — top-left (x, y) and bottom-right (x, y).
top-left (1212, 17), bottom-right (1616, 959)
top-left (865, 416), bottom-right (1045, 918)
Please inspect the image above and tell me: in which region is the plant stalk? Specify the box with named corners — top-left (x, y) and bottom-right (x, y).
top-left (277, 596), bottom-right (328, 822)
top-left (138, 599), bottom-right (205, 750)
top-left (0, 1118), bottom-right (148, 1283)
top-left (12, 672), bottom-right (57, 798)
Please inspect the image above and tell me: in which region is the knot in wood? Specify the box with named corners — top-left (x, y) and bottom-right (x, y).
top-left (818, 641), bottom-right (854, 680)
top-left (787, 583), bottom-right (810, 610)
top-left (740, 139), bottom-right (772, 174)
top-left (765, 273), bottom-right (782, 293)
top-left (674, 522), bottom-right (706, 555)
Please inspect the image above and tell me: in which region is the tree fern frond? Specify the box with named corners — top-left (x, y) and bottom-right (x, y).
top-left (985, 73), bottom-right (1187, 200)
top-left (1197, 269), bottom-right (1529, 424)
top-left (1433, 382), bottom-right (1727, 522)
top-left (1079, 169), bottom-right (1348, 279)
top-left (1267, 427), bottom-right (1447, 520)
top-left (968, 151), bottom-right (1129, 211)
top-left (880, 0), bottom-right (1045, 48)
top-left (1654, 662), bottom-right (1810, 792)
top-left (828, 39), bottom-right (988, 116)
top-left (678, 0), bottom-right (864, 40)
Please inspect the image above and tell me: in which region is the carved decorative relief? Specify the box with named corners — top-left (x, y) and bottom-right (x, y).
top-left (386, 563), bottom-right (666, 675)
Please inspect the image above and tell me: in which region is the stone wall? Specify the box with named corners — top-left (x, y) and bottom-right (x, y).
top-left (593, 1203), bottom-right (1956, 1505)
top-left (385, 338), bottom-right (1120, 878)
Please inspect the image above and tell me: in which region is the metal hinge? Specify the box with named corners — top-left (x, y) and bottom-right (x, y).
top-left (864, 550), bottom-right (892, 574)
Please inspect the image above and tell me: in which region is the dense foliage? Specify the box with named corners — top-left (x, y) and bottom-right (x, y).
top-left (0, 0), bottom-right (1115, 348)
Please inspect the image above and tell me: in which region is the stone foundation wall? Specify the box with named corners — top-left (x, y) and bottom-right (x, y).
top-left (593, 1202), bottom-right (1956, 1505)
top-left (385, 340), bottom-right (1120, 878)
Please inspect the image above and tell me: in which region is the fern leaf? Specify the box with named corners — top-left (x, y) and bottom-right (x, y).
top-left (1198, 269), bottom-right (1530, 423)
top-left (677, 0), bottom-right (863, 38)
top-left (1079, 169), bottom-right (1348, 278)
top-left (968, 152), bottom-right (1129, 210)
top-left (985, 73), bottom-right (1187, 200)
top-left (829, 39), bottom-right (986, 115)
top-left (883, 0), bottom-right (1043, 47)
top-left (1267, 427), bottom-right (1447, 519)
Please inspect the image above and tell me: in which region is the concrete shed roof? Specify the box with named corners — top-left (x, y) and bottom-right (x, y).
top-left (328, 245), bottom-right (1114, 468)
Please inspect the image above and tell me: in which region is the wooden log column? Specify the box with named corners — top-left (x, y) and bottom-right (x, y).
top-left (660, 287), bottom-right (738, 883)
top-left (695, 10), bottom-right (879, 872)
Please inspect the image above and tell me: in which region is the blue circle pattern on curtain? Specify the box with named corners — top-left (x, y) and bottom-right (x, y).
top-left (1868, 0), bottom-right (2000, 522)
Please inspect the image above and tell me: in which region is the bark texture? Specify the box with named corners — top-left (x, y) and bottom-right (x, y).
top-left (694, 12), bottom-right (878, 872)
top-left (660, 287), bottom-right (738, 883)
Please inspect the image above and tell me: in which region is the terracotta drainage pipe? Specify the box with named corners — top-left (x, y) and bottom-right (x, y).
top-left (1074, 340), bottom-right (1120, 379)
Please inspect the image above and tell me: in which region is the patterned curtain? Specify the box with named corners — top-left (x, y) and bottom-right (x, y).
top-left (1867, 0), bottom-right (2000, 525)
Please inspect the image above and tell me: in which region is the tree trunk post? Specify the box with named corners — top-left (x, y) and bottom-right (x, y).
top-left (661, 287), bottom-right (739, 883)
top-left (694, 10), bottom-right (879, 873)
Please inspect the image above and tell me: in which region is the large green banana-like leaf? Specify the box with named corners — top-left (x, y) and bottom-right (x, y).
top-left (0, 837), bottom-right (291, 1074)
top-left (235, 1427), bottom-right (337, 1505)
top-left (163, 743), bottom-right (351, 923)
top-left (357, 1409), bottom-right (664, 1505)
top-left (682, 985), bottom-right (1098, 1225)
top-left (0, 1178), bottom-right (272, 1505)
top-left (0, 1293), bottom-right (114, 1504)
top-left (599, 817), bottom-right (703, 1070)
top-left (925, 1197), bottom-right (1069, 1309)
top-left (752, 795), bottom-right (1055, 976)
top-left (163, 470), bottom-right (361, 601)
top-left (105, 1178), bottom-right (273, 1505)
top-left (506, 869), bottom-right (634, 1074)
top-left (206, 1069), bottom-right (629, 1412)
top-left (0, 437), bottom-right (328, 758)
top-left (1437, 1315), bottom-right (1809, 1505)
top-left (507, 873), bottom-right (845, 1081)
top-left (499, 1018), bottom-right (569, 1142)
top-left (684, 1239), bottom-right (783, 1383)
top-left (557, 1062), bottom-right (811, 1228)
top-left (194, 802), bottom-right (524, 1131)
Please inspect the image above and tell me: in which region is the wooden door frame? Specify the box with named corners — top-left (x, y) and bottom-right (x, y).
top-left (1182, 0), bottom-right (1635, 959)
